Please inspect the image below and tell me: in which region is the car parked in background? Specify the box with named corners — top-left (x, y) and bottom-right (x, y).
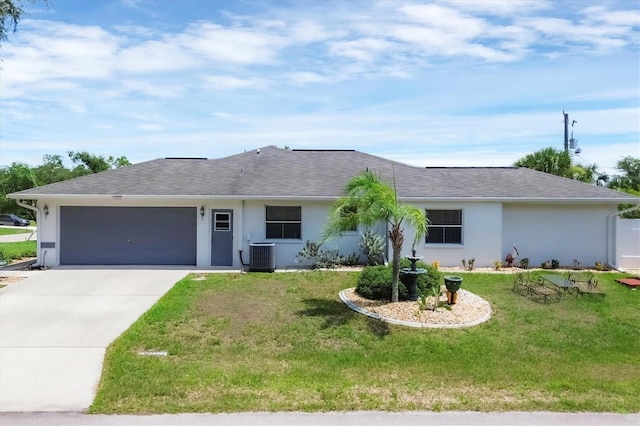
top-left (0, 214), bottom-right (30, 226)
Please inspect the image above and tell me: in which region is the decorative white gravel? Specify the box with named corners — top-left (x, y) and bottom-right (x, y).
top-left (339, 287), bottom-right (492, 328)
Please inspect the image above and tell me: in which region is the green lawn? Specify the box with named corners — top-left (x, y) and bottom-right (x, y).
top-left (90, 271), bottom-right (640, 414)
top-left (0, 227), bottom-right (33, 236)
top-left (0, 240), bottom-right (37, 261)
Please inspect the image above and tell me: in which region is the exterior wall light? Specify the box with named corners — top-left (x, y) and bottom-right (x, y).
top-left (43, 205), bottom-right (49, 219)
top-left (200, 206), bottom-right (205, 220)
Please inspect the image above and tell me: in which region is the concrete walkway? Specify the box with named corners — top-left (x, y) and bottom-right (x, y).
top-left (0, 267), bottom-right (190, 412)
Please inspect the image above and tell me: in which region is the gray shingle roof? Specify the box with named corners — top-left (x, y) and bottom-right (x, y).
top-left (10, 146), bottom-right (640, 202)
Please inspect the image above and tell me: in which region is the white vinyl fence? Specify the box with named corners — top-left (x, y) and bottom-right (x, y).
top-left (617, 218), bottom-right (640, 270)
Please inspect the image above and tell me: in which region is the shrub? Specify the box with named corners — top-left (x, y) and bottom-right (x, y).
top-left (359, 230), bottom-right (385, 266)
top-left (356, 265), bottom-right (399, 300)
top-left (339, 252), bottom-right (360, 267)
top-left (356, 261), bottom-right (443, 301)
top-left (296, 241), bottom-right (341, 269)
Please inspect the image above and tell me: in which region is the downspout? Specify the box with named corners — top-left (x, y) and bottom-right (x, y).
top-left (606, 203), bottom-right (640, 272)
top-left (238, 200), bottom-right (248, 272)
top-left (16, 199), bottom-right (42, 267)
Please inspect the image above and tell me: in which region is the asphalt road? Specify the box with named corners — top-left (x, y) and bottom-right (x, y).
top-left (1, 411), bottom-right (639, 426)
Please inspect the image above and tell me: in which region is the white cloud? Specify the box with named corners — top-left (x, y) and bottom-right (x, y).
top-left (179, 22), bottom-right (286, 65)
top-left (200, 74), bottom-right (268, 90)
top-left (581, 6), bottom-right (640, 27)
top-left (444, 0), bottom-right (553, 17)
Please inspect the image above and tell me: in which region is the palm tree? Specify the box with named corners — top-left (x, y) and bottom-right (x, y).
top-left (322, 170), bottom-right (428, 302)
top-left (514, 147), bottom-right (572, 177)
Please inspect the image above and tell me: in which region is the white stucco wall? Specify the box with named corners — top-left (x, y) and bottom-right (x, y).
top-left (32, 197), bottom-right (626, 271)
top-left (616, 218), bottom-right (640, 269)
top-left (502, 203), bottom-right (614, 268)
top-left (402, 202), bottom-right (503, 268)
top-left (241, 200), bottom-right (366, 269)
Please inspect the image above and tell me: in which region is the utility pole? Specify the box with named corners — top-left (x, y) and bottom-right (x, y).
top-left (563, 110), bottom-right (569, 152)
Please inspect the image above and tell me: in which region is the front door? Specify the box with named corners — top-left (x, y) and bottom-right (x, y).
top-left (211, 209), bottom-right (233, 266)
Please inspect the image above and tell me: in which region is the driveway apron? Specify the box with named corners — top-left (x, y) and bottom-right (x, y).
top-left (0, 267), bottom-right (190, 412)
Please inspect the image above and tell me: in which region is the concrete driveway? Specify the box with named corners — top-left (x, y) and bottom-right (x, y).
top-left (0, 267), bottom-right (190, 412)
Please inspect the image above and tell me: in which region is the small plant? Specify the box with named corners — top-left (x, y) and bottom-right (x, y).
top-left (462, 258), bottom-right (475, 271)
top-left (541, 260), bottom-right (551, 269)
top-left (594, 261), bottom-right (609, 271)
top-left (295, 241), bottom-right (341, 269)
top-left (431, 260), bottom-right (440, 270)
top-left (551, 259), bottom-right (560, 269)
top-left (359, 230), bottom-right (385, 266)
top-left (493, 260), bottom-right (502, 271)
top-left (0, 250), bottom-right (7, 266)
top-left (572, 258), bottom-right (581, 270)
top-left (519, 258), bottom-right (530, 269)
top-left (416, 285), bottom-right (449, 312)
top-left (340, 252), bottom-right (361, 267)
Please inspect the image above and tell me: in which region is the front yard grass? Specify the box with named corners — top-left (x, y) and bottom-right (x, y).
top-left (0, 227), bottom-right (33, 236)
top-left (90, 271), bottom-right (639, 414)
top-left (0, 240), bottom-right (37, 261)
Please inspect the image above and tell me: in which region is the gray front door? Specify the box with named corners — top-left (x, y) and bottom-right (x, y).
top-left (211, 209), bottom-right (233, 266)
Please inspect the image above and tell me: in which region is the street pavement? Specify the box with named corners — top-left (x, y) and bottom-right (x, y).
top-left (0, 411), bottom-right (638, 425)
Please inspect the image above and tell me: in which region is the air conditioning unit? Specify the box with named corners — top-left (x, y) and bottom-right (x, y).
top-left (249, 243), bottom-right (276, 272)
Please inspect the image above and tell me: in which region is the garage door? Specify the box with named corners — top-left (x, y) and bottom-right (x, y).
top-left (60, 207), bottom-right (197, 265)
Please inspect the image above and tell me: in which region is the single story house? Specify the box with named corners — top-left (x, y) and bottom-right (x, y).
top-left (9, 146), bottom-right (640, 270)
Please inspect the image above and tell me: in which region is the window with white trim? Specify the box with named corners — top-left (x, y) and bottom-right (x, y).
top-left (266, 206), bottom-right (301, 239)
top-left (425, 209), bottom-right (462, 244)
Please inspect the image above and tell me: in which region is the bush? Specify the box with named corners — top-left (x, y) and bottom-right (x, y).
top-left (356, 265), bottom-right (406, 300)
top-left (356, 261), bottom-right (443, 300)
top-left (296, 241), bottom-right (342, 269)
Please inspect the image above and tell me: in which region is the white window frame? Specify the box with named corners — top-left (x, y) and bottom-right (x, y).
top-left (425, 209), bottom-right (463, 245)
top-left (265, 206), bottom-right (302, 239)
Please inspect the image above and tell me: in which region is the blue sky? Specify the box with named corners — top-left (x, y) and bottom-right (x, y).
top-left (1, 0), bottom-right (638, 176)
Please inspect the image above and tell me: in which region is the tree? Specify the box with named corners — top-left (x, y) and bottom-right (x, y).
top-left (1, 151), bottom-right (130, 218)
top-left (34, 154), bottom-right (72, 185)
top-left (570, 163), bottom-right (609, 186)
top-left (608, 156), bottom-right (640, 219)
top-left (514, 147), bottom-right (608, 185)
top-left (514, 148), bottom-right (573, 178)
top-left (0, 0), bottom-right (47, 42)
top-left (322, 170), bottom-right (428, 302)
top-left (0, 162), bottom-right (38, 217)
top-left (0, 0), bottom-right (23, 41)
top-left (67, 151), bottom-right (130, 175)
top-left (609, 156), bottom-right (640, 193)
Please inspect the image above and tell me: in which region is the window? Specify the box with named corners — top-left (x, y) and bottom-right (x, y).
top-left (214, 212), bottom-right (230, 231)
top-left (343, 205), bottom-right (358, 232)
top-left (425, 209), bottom-right (462, 244)
top-left (266, 206), bottom-right (301, 239)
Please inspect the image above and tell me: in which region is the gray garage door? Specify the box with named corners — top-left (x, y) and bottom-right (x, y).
top-left (60, 206), bottom-right (197, 265)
